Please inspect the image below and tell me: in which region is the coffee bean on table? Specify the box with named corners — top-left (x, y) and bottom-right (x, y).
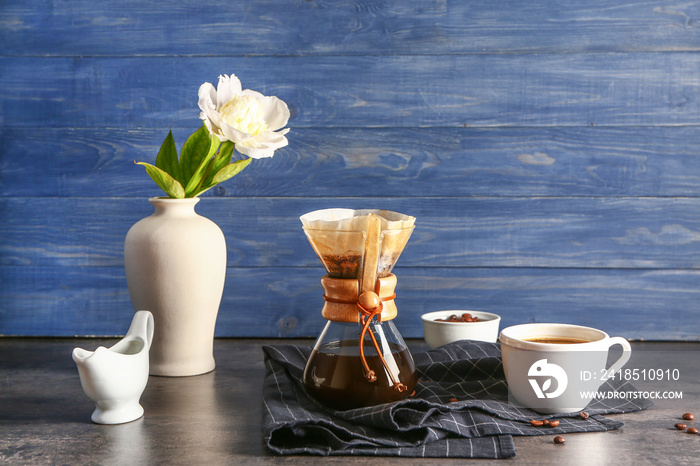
top-left (553, 436), bottom-right (566, 444)
top-left (530, 420), bottom-right (544, 427)
top-left (579, 411), bottom-right (589, 420)
top-left (675, 423), bottom-right (687, 430)
top-left (688, 427), bottom-right (699, 434)
top-left (548, 420), bottom-right (560, 428)
top-left (682, 413), bottom-right (695, 420)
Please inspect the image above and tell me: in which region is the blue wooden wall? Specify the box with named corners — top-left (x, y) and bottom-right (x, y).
top-left (1, 1), bottom-right (700, 339)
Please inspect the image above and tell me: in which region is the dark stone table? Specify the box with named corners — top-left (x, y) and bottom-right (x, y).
top-left (1, 338), bottom-right (698, 464)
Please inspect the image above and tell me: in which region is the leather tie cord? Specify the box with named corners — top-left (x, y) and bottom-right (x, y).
top-left (320, 293), bottom-right (396, 305)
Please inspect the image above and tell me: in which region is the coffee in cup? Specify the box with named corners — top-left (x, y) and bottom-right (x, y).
top-left (499, 323), bottom-right (632, 414)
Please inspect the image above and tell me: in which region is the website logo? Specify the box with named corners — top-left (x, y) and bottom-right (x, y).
top-left (528, 359), bottom-right (568, 399)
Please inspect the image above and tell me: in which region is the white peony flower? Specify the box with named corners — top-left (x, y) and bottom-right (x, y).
top-left (198, 74), bottom-right (290, 159)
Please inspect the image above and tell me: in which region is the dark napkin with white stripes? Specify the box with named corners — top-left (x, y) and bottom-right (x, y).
top-left (262, 340), bottom-right (651, 459)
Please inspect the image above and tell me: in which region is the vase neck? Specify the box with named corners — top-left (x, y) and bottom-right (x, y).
top-left (149, 197), bottom-right (200, 217)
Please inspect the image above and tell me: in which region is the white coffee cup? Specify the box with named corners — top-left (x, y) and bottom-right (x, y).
top-left (499, 323), bottom-right (632, 414)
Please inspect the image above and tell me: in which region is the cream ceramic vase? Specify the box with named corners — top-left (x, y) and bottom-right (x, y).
top-left (124, 197), bottom-right (226, 377)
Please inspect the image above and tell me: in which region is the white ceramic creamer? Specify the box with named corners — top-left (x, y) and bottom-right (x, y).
top-left (73, 311), bottom-right (154, 424)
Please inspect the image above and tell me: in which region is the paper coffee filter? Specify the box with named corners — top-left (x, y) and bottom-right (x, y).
top-left (300, 209), bottom-right (415, 278)
top-left (300, 208), bottom-right (415, 231)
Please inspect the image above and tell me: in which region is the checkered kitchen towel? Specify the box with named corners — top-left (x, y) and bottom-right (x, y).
top-left (262, 340), bottom-right (651, 459)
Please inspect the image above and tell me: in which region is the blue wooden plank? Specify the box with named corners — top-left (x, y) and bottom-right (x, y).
top-left (3, 127), bottom-right (700, 198)
top-left (2, 197), bottom-right (700, 269)
top-left (1, 266), bottom-right (698, 340)
top-left (2, 53), bottom-right (700, 128)
top-left (2, 1), bottom-right (699, 56)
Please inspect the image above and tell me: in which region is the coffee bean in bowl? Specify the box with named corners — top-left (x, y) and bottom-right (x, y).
top-left (421, 310), bottom-right (501, 349)
top-left (435, 313), bottom-right (480, 323)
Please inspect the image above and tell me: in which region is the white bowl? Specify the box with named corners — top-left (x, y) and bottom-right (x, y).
top-left (421, 310), bottom-right (501, 348)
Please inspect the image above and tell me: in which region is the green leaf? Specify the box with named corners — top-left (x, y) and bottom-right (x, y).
top-left (184, 131), bottom-right (221, 196)
top-left (180, 125), bottom-right (212, 186)
top-left (202, 140), bottom-right (234, 188)
top-left (212, 157), bottom-right (251, 184)
top-left (216, 141), bottom-right (236, 169)
top-left (155, 130), bottom-right (180, 183)
top-left (191, 157), bottom-right (251, 197)
top-left (136, 162), bottom-right (185, 199)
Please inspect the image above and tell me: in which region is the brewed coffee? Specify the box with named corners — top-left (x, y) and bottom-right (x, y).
top-left (524, 337), bottom-right (593, 344)
top-left (303, 340), bottom-right (417, 410)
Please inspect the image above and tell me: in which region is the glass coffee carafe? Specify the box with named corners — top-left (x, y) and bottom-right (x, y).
top-left (300, 209), bottom-right (417, 410)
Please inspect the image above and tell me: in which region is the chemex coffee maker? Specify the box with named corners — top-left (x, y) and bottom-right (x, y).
top-left (300, 209), bottom-right (417, 410)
